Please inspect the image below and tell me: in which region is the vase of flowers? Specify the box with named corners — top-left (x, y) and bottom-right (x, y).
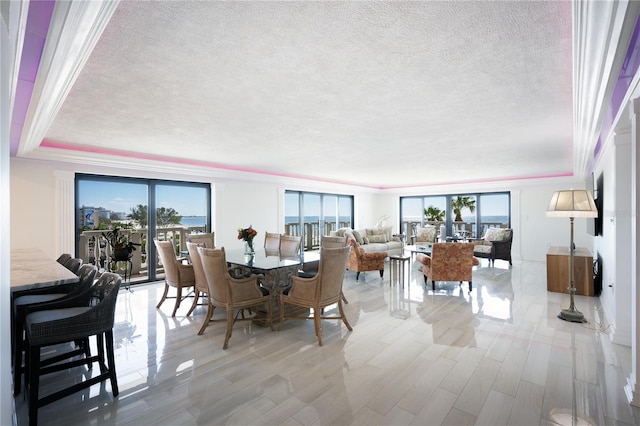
top-left (238, 225), bottom-right (257, 255)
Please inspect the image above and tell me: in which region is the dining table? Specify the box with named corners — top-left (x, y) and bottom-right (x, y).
top-left (224, 248), bottom-right (320, 326)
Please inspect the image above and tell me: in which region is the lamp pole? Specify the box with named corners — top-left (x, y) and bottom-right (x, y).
top-left (559, 216), bottom-right (586, 323)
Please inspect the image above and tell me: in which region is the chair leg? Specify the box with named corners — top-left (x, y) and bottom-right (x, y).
top-left (186, 290), bottom-right (200, 316)
top-left (156, 282), bottom-right (169, 309)
top-left (379, 269), bottom-right (384, 278)
top-left (27, 345), bottom-right (40, 426)
top-left (172, 286), bottom-right (182, 317)
top-left (223, 309), bottom-right (234, 349)
top-left (338, 300), bottom-right (352, 331)
top-left (105, 330), bottom-right (119, 396)
top-left (314, 309), bottom-right (323, 346)
top-left (432, 280), bottom-right (435, 291)
top-left (267, 298), bottom-right (274, 332)
top-left (279, 297), bottom-right (286, 331)
top-left (356, 272), bottom-right (360, 281)
top-left (341, 292), bottom-right (349, 304)
top-left (97, 333), bottom-right (106, 374)
top-left (469, 281), bottom-right (473, 292)
top-left (197, 302), bottom-right (215, 335)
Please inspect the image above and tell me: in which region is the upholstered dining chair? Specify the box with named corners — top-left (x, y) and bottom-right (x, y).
top-left (185, 241), bottom-right (211, 328)
top-left (416, 243), bottom-right (479, 292)
top-left (56, 253), bottom-right (72, 265)
top-left (279, 234), bottom-right (302, 257)
top-left (346, 239), bottom-right (387, 281)
top-left (12, 264), bottom-right (98, 395)
top-left (197, 246), bottom-right (274, 349)
top-left (320, 235), bottom-right (348, 248)
top-left (154, 239), bottom-right (196, 316)
top-left (185, 232), bottom-right (215, 249)
top-left (23, 272), bottom-right (121, 426)
top-left (280, 245), bottom-right (352, 346)
top-left (63, 257), bottom-right (83, 274)
top-left (264, 232), bottom-right (281, 255)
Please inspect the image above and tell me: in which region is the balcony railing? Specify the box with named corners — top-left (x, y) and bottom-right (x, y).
top-left (79, 225), bottom-right (206, 280)
top-left (284, 221), bottom-right (351, 250)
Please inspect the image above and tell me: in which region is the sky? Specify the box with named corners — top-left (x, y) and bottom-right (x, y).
top-left (78, 181), bottom-right (208, 216)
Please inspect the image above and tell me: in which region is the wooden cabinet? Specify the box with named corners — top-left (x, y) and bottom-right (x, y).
top-left (546, 246), bottom-right (594, 296)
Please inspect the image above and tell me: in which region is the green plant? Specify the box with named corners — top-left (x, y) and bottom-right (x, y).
top-left (424, 206), bottom-right (445, 222)
top-left (101, 227), bottom-right (140, 254)
top-left (451, 196), bottom-right (476, 222)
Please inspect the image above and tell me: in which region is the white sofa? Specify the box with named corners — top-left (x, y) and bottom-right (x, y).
top-left (330, 226), bottom-right (402, 256)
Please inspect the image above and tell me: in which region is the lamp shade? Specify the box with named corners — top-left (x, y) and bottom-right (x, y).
top-left (546, 189), bottom-right (598, 218)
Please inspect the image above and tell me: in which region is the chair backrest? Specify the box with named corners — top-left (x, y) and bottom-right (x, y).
top-left (280, 234), bottom-right (302, 257)
top-left (154, 239), bottom-right (181, 286)
top-left (186, 241), bottom-right (208, 293)
top-left (317, 246), bottom-right (351, 304)
top-left (264, 232), bottom-right (281, 252)
top-left (185, 232), bottom-right (215, 248)
top-left (57, 253), bottom-right (72, 265)
top-left (430, 243), bottom-right (475, 281)
top-left (86, 272), bottom-right (122, 330)
top-left (197, 246), bottom-right (229, 305)
top-left (321, 235), bottom-right (347, 248)
top-left (64, 257), bottom-right (83, 274)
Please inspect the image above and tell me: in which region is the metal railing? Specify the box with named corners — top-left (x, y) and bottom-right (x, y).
top-left (284, 221), bottom-right (351, 250)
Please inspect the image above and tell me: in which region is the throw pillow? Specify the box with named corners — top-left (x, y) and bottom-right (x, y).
top-left (352, 230), bottom-right (365, 245)
top-left (367, 234), bottom-right (387, 243)
top-left (362, 236), bottom-right (370, 244)
top-left (416, 226), bottom-right (436, 242)
top-left (344, 230), bottom-right (355, 241)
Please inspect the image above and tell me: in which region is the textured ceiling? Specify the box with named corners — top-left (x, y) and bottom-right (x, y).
top-left (42, 1), bottom-right (574, 189)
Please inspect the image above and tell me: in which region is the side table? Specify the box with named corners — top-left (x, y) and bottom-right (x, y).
top-left (389, 254), bottom-right (410, 288)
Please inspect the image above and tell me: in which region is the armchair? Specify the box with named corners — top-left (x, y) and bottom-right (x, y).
top-left (471, 228), bottom-right (513, 265)
top-left (346, 239), bottom-right (386, 281)
top-left (416, 243), bottom-right (479, 292)
top-left (414, 225), bottom-right (437, 246)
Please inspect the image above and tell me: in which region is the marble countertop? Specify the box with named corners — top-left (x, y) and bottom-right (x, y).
top-left (10, 248), bottom-right (79, 292)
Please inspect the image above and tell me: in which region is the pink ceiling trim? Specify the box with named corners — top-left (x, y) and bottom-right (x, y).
top-left (41, 139), bottom-right (571, 190)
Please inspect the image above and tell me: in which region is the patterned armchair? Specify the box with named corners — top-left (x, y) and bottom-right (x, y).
top-left (471, 228), bottom-right (513, 265)
top-left (347, 239), bottom-right (387, 281)
top-left (416, 243), bottom-right (479, 292)
top-left (414, 225), bottom-right (437, 245)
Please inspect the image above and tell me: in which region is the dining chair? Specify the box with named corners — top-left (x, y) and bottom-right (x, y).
top-left (197, 246), bottom-right (274, 349)
top-left (264, 232), bottom-right (281, 255)
top-left (280, 245), bottom-right (352, 346)
top-left (63, 257), bottom-right (83, 274)
top-left (154, 239), bottom-right (196, 316)
top-left (185, 232), bottom-right (215, 248)
top-left (298, 235), bottom-right (350, 304)
top-left (416, 243), bottom-right (479, 292)
top-left (56, 253), bottom-right (72, 265)
top-left (185, 241), bottom-right (211, 325)
top-left (12, 264), bottom-right (98, 395)
top-left (23, 272), bottom-right (121, 426)
top-left (279, 234), bottom-right (302, 257)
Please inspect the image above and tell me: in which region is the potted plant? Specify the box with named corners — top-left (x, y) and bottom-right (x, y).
top-left (101, 227), bottom-right (140, 261)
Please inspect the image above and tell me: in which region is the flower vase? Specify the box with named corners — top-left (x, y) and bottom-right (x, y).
top-left (244, 240), bottom-right (255, 255)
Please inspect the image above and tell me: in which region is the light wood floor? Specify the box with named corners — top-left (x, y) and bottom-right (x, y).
top-left (13, 258), bottom-right (640, 425)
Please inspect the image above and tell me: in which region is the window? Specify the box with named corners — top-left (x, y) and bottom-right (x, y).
top-left (285, 190), bottom-right (353, 251)
top-left (76, 174), bottom-right (211, 284)
top-left (400, 192), bottom-right (510, 241)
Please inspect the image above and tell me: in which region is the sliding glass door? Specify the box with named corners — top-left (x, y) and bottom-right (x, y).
top-left (285, 190), bottom-right (353, 251)
top-left (76, 174), bottom-right (211, 284)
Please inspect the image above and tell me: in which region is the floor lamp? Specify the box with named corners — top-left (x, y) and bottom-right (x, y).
top-left (546, 189), bottom-right (598, 323)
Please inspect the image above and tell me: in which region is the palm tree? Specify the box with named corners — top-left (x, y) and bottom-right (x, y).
top-left (424, 206), bottom-right (445, 222)
top-left (451, 196), bottom-right (476, 222)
